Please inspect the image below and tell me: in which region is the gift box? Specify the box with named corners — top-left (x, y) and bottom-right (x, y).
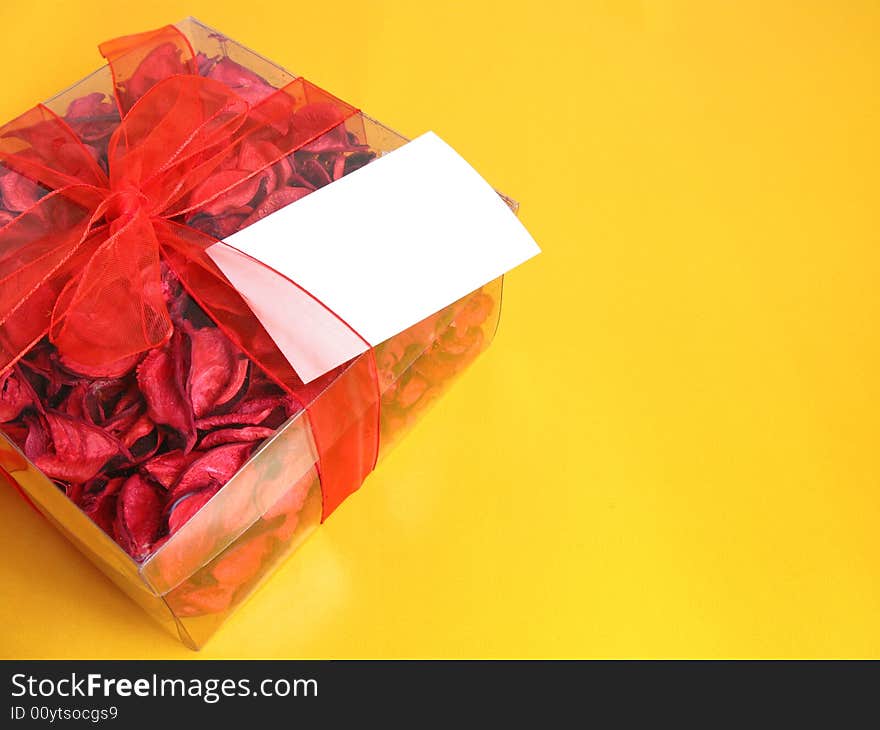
top-left (0, 18), bottom-right (536, 648)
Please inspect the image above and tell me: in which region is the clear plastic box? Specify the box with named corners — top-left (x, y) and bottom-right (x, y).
top-left (0, 18), bottom-right (508, 648)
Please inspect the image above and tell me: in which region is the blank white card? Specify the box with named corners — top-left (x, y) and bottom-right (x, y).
top-left (208, 131), bottom-right (541, 383)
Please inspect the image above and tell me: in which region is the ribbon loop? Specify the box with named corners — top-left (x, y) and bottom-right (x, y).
top-left (99, 25), bottom-right (198, 115)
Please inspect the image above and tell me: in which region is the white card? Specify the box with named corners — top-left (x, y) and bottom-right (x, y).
top-left (209, 131), bottom-right (541, 383)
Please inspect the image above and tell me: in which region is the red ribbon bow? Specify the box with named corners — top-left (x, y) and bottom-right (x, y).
top-left (0, 26), bottom-right (380, 518)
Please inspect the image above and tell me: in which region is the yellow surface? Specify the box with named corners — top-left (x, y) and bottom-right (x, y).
top-left (0, 0), bottom-right (878, 659)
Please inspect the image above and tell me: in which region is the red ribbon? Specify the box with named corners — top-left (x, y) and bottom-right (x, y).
top-left (0, 25), bottom-right (380, 519)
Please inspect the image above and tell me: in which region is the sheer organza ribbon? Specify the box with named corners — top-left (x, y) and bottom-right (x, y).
top-left (0, 26), bottom-right (379, 518)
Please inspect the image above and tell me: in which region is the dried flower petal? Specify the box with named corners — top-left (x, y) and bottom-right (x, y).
top-left (142, 449), bottom-right (199, 489)
top-left (455, 291), bottom-right (493, 329)
top-left (187, 327), bottom-right (248, 418)
top-left (211, 532), bottom-right (273, 586)
top-left (28, 411), bottom-right (125, 483)
top-left (199, 425), bottom-right (275, 449)
top-left (263, 473), bottom-right (314, 542)
top-left (241, 187), bottom-right (311, 227)
top-left (169, 582), bottom-right (236, 618)
top-left (121, 412), bottom-right (156, 450)
top-left (194, 396), bottom-right (290, 430)
top-left (114, 474), bottom-right (163, 561)
top-left (66, 92), bottom-right (117, 122)
top-left (167, 441), bottom-right (254, 504)
top-left (137, 340), bottom-right (196, 452)
top-left (167, 488), bottom-right (216, 534)
top-left (185, 209), bottom-right (251, 239)
top-left (0, 370), bottom-right (32, 422)
top-left (238, 140), bottom-right (286, 193)
top-left (396, 374), bottom-right (429, 409)
top-left (0, 171), bottom-right (43, 212)
top-left (189, 170), bottom-right (261, 216)
top-left (296, 157), bottom-right (332, 188)
top-left (204, 57), bottom-right (276, 105)
top-left (80, 476), bottom-right (124, 535)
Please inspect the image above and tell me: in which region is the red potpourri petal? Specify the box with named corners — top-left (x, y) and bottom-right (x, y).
top-left (30, 411), bottom-right (126, 483)
top-left (203, 57), bottom-right (277, 105)
top-left (193, 395), bottom-right (291, 430)
top-left (142, 449), bottom-right (199, 490)
top-left (238, 140), bottom-right (284, 190)
top-left (240, 187), bottom-right (312, 227)
top-left (66, 92), bottom-right (116, 120)
top-left (296, 157), bottom-right (332, 188)
top-left (137, 342), bottom-right (196, 452)
top-left (187, 327), bottom-right (248, 418)
top-left (169, 582), bottom-right (236, 618)
top-left (211, 532), bottom-right (273, 586)
top-left (0, 171), bottom-right (43, 212)
top-left (198, 426), bottom-right (276, 449)
top-left (0, 370), bottom-right (32, 423)
top-left (166, 441), bottom-right (254, 504)
top-left (167, 487), bottom-right (216, 534)
top-left (262, 472), bottom-right (314, 542)
top-left (189, 170), bottom-right (261, 217)
top-left (114, 473), bottom-right (163, 561)
top-left (80, 475), bottom-right (124, 535)
top-left (121, 412), bottom-right (156, 450)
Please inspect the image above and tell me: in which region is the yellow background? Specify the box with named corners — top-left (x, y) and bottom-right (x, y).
top-left (0, 0), bottom-right (878, 659)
